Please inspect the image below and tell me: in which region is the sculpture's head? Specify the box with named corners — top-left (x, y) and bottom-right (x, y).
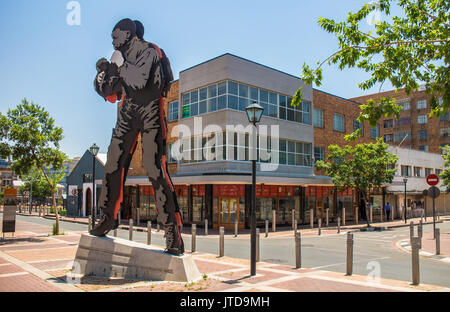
top-left (134, 20), bottom-right (145, 40)
top-left (112, 18), bottom-right (136, 50)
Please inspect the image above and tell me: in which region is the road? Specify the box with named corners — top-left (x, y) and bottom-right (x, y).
top-left (11, 214), bottom-right (450, 287)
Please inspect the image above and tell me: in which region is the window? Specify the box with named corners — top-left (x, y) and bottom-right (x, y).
top-left (401, 165), bottom-right (411, 177)
top-left (168, 101), bottom-right (179, 122)
top-left (384, 134), bottom-right (393, 142)
top-left (333, 114), bottom-right (345, 132)
top-left (313, 108), bottom-right (324, 128)
top-left (440, 127), bottom-right (450, 138)
top-left (167, 143), bottom-right (177, 163)
top-left (435, 169), bottom-right (442, 175)
top-left (418, 130), bottom-right (428, 140)
top-left (393, 117), bottom-right (411, 127)
top-left (418, 115), bottom-right (427, 124)
top-left (414, 167), bottom-right (422, 177)
top-left (397, 99), bottom-right (410, 111)
top-left (440, 112), bottom-right (450, 122)
top-left (314, 146), bottom-right (324, 162)
top-left (353, 119), bottom-right (364, 135)
top-left (370, 125), bottom-right (379, 139)
top-left (416, 99), bottom-right (427, 110)
top-left (394, 131), bottom-right (411, 142)
top-left (384, 119), bottom-right (393, 128)
top-left (418, 145), bottom-right (429, 152)
top-left (425, 168), bottom-right (433, 177)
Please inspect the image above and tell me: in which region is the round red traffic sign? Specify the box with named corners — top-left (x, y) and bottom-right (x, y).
top-left (426, 174), bottom-right (440, 186)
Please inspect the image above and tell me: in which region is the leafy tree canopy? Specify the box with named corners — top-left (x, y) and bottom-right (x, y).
top-left (440, 145), bottom-right (450, 189)
top-left (293, 0), bottom-right (449, 131)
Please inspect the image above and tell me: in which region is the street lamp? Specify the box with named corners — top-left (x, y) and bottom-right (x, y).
top-left (90, 143), bottom-right (100, 229)
top-left (403, 178), bottom-right (408, 224)
top-left (245, 102), bottom-right (264, 276)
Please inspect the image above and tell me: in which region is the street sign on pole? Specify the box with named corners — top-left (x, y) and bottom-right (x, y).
top-left (428, 186), bottom-right (440, 199)
top-left (426, 174), bottom-right (439, 186)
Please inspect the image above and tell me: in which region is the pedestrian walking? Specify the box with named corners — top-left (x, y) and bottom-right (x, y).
top-left (384, 202), bottom-right (391, 221)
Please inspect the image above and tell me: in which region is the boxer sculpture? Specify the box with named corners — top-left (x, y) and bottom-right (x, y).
top-left (91, 18), bottom-right (184, 256)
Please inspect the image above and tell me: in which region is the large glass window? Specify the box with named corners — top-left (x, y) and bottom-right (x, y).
top-left (416, 99), bottom-right (427, 110)
top-left (333, 114), bottom-right (345, 132)
top-left (418, 130), bottom-right (428, 140)
top-left (418, 115), bottom-right (427, 124)
top-left (314, 108), bottom-right (324, 128)
top-left (398, 99), bottom-right (410, 110)
top-left (394, 131), bottom-right (411, 142)
top-left (401, 165), bottom-right (411, 176)
top-left (314, 146), bottom-right (324, 162)
top-left (353, 119), bottom-right (364, 135)
top-left (440, 127), bottom-right (450, 138)
top-left (168, 101), bottom-right (178, 122)
top-left (370, 125), bottom-right (379, 139)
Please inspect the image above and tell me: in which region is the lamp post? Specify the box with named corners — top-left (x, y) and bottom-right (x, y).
top-left (90, 143), bottom-right (100, 229)
top-left (403, 178), bottom-right (408, 224)
top-left (245, 102), bottom-right (264, 276)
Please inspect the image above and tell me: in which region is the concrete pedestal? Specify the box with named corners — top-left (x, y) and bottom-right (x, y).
top-left (73, 233), bottom-right (201, 282)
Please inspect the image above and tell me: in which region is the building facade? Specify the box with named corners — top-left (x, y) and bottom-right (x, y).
top-left (351, 88), bottom-right (449, 154)
top-left (0, 158), bottom-right (14, 194)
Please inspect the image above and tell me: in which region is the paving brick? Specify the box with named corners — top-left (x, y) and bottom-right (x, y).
top-left (31, 259), bottom-right (73, 271)
top-left (5, 247), bottom-right (77, 262)
top-left (194, 259), bottom-right (242, 274)
top-left (0, 273), bottom-right (63, 292)
top-left (0, 263), bottom-right (25, 275)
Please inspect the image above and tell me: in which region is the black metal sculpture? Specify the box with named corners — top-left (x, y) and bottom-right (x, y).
top-left (91, 18), bottom-right (184, 256)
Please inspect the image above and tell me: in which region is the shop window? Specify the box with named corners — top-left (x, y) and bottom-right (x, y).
top-left (256, 198), bottom-right (275, 221)
top-left (192, 196), bottom-right (204, 222)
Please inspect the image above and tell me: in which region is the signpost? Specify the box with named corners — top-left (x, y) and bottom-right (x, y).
top-left (426, 174), bottom-right (440, 239)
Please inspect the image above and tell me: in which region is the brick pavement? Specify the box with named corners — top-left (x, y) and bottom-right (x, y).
top-left (0, 217), bottom-right (449, 292)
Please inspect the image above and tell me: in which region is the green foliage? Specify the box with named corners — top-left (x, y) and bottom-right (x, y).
top-left (440, 145), bottom-right (450, 188)
top-left (316, 137), bottom-right (398, 197)
top-left (0, 98), bottom-right (66, 176)
top-left (19, 169), bottom-right (52, 202)
top-left (293, 0), bottom-right (449, 131)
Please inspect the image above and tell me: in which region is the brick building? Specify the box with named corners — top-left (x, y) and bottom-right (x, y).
top-left (351, 88), bottom-right (449, 154)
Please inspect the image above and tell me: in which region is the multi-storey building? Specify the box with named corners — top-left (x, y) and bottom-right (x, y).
top-left (351, 88), bottom-right (450, 154)
top-left (0, 158), bottom-right (14, 193)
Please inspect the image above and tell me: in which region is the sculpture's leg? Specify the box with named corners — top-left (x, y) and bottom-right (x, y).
top-left (90, 101), bottom-right (139, 237)
top-left (141, 98), bottom-right (184, 255)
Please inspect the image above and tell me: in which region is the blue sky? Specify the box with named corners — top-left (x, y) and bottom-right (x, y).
top-left (0, 0), bottom-right (399, 158)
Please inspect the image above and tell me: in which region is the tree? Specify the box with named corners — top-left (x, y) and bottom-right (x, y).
top-left (440, 145), bottom-right (450, 190)
top-left (316, 138), bottom-right (398, 227)
top-left (19, 168), bottom-right (52, 208)
top-left (0, 99), bottom-right (67, 234)
top-left (293, 0), bottom-right (449, 132)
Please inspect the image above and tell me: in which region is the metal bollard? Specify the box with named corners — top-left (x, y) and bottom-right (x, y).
top-left (219, 227), bottom-right (224, 257)
top-left (293, 219), bottom-right (297, 235)
top-left (418, 221), bottom-right (423, 249)
top-left (88, 216), bottom-right (92, 232)
top-left (157, 223), bottom-right (160, 232)
top-left (129, 219), bottom-right (133, 241)
top-left (113, 228), bottom-right (117, 237)
top-left (295, 231), bottom-right (301, 269)
top-left (346, 232), bottom-right (354, 276)
top-left (292, 209), bottom-right (295, 230)
top-left (337, 217), bottom-right (341, 234)
top-left (265, 220), bottom-right (269, 238)
top-left (326, 209), bottom-right (329, 227)
top-left (369, 206), bottom-right (373, 224)
top-left (411, 236), bottom-right (420, 285)
top-left (192, 224), bottom-right (196, 253)
top-left (256, 228), bottom-right (260, 262)
top-left (234, 219), bottom-right (238, 238)
top-left (272, 210), bottom-right (276, 232)
top-left (435, 228), bottom-right (440, 255)
top-left (205, 219), bottom-right (208, 236)
top-left (310, 209), bottom-right (314, 229)
top-left (342, 208), bottom-right (346, 226)
top-left (137, 209), bottom-right (140, 226)
top-left (409, 221), bottom-right (414, 243)
top-left (318, 218), bottom-right (322, 236)
top-left (147, 221), bottom-right (151, 245)
top-left (118, 212), bottom-right (121, 225)
top-left (355, 208), bottom-right (359, 224)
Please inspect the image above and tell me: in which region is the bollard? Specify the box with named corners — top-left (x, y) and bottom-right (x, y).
top-left (346, 232), bottom-right (354, 276)
top-left (355, 208), bottom-right (359, 224)
top-left (118, 212), bottom-right (121, 226)
top-left (337, 217), bottom-right (341, 234)
top-left (411, 236), bottom-right (420, 285)
top-left (192, 224), bottom-right (196, 253)
top-left (113, 228), bottom-right (117, 237)
top-left (256, 228), bottom-right (260, 262)
top-left (137, 209), bottom-right (140, 226)
top-left (310, 209), bottom-right (314, 229)
top-left (147, 221), bottom-right (151, 245)
top-left (88, 216), bottom-right (92, 232)
top-left (326, 209), bottom-right (329, 227)
top-left (205, 219), bottom-right (208, 236)
top-left (234, 219), bottom-right (238, 238)
top-left (369, 206), bottom-right (373, 224)
top-left (318, 218), bottom-right (322, 236)
top-left (418, 221), bottom-right (423, 249)
top-left (219, 227), bottom-right (224, 257)
top-left (342, 208), bottom-right (346, 226)
top-left (380, 205), bottom-right (383, 222)
top-left (293, 219), bottom-right (297, 236)
top-left (435, 228), bottom-right (440, 255)
top-left (157, 223), bottom-right (160, 232)
top-left (272, 210), bottom-right (276, 232)
top-left (129, 219), bottom-right (133, 241)
top-left (409, 221), bottom-right (414, 243)
top-left (292, 209), bottom-right (295, 230)
top-left (265, 220), bottom-right (269, 238)
top-left (295, 231), bottom-right (301, 269)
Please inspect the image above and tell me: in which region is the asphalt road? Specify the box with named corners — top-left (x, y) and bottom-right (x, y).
top-left (10, 214), bottom-right (450, 287)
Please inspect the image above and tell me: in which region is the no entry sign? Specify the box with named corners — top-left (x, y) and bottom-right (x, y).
top-left (426, 174), bottom-right (439, 186)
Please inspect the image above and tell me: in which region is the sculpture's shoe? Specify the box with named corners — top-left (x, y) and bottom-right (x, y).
top-left (89, 214), bottom-right (118, 237)
top-left (164, 223), bottom-right (184, 256)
